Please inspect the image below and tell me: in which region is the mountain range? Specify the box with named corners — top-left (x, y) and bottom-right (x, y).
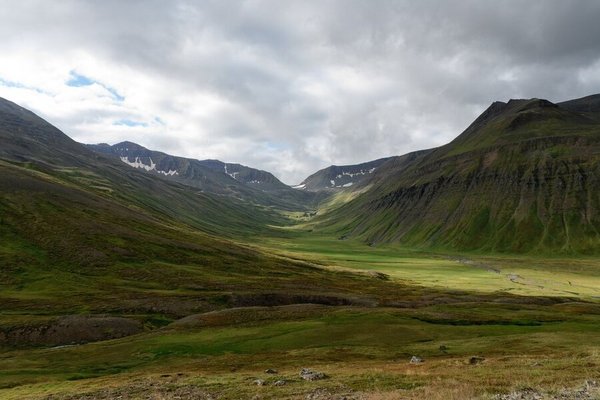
top-left (3, 93), bottom-right (600, 259)
top-left (85, 141), bottom-right (319, 210)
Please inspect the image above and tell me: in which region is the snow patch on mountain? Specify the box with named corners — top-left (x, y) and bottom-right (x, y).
top-left (121, 156), bottom-right (156, 171)
top-left (224, 164), bottom-right (239, 180)
top-left (157, 169), bottom-right (179, 176)
top-left (119, 156), bottom-right (179, 176)
top-left (335, 168), bottom-right (376, 179)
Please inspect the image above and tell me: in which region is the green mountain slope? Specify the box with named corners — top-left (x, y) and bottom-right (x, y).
top-left (315, 95), bottom-right (600, 254)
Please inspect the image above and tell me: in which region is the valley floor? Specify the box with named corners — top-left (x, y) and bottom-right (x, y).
top-left (2, 229), bottom-right (600, 399)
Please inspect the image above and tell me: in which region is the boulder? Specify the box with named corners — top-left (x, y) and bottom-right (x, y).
top-left (300, 368), bottom-right (327, 381)
top-left (469, 356), bottom-right (485, 365)
top-left (410, 356), bottom-right (423, 364)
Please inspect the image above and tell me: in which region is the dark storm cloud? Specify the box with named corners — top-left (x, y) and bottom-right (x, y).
top-left (1, 0), bottom-right (600, 183)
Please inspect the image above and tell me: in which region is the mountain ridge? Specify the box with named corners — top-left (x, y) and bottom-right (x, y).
top-left (85, 140), bottom-right (320, 210)
top-left (294, 157), bottom-right (394, 192)
top-left (312, 94), bottom-right (600, 254)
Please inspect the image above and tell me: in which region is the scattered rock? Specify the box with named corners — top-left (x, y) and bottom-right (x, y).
top-left (410, 356), bottom-right (423, 364)
top-left (306, 388), bottom-right (333, 400)
top-left (585, 379), bottom-right (598, 389)
top-left (253, 379), bottom-right (266, 386)
top-left (273, 380), bottom-right (287, 386)
top-left (494, 387), bottom-right (542, 400)
top-left (305, 388), bottom-right (362, 400)
top-left (300, 368), bottom-right (327, 381)
top-left (493, 380), bottom-right (600, 400)
top-left (265, 368), bottom-right (278, 374)
top-left (367, 271), bottom-right (389, 280)
top-left (469, 356), bottom-right (485, 365)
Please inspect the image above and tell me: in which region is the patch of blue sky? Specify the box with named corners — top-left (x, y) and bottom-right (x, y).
top-left (66, 72), bottom-right (95, 87)
top-left (0, 77), bottom-right (47, 94)
top-left (66, 70), bottom-right (125, 101)
top-left (114, 119), bottom-right (148, 127)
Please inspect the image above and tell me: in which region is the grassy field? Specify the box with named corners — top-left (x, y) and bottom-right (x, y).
top-left (2, 222), bottom-right (599, 399)
top-left (1, 304), bottom-right (599, 399)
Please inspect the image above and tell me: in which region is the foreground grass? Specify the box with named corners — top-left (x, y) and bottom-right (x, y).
top-left (1, 305), bottom-right (599, 399)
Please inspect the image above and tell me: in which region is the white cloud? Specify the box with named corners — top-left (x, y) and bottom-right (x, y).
top-left (1, 0), bottom-right (600, 184)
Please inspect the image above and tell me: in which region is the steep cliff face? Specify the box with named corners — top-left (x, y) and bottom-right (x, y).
top-left (318, 96), bottom-right (600, 254)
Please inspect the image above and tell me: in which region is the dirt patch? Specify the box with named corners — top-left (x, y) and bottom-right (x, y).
top-left (0, 315), bottom-right (143, 347)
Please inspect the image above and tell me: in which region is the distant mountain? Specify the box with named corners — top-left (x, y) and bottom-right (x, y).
top-left (295, 157), bottom-right (393, 192)
top-left (87, 141), bottom-right (289, 191)
top-left (315, 94), bottom-right (600, 254)
top-left (86, 141), bottom-right (318, 209)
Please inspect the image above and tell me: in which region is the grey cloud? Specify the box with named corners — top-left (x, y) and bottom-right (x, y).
top-left (1, 1), bottom-right (600, 183)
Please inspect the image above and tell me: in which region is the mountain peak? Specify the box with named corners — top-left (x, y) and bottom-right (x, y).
top-left (506, 98), bottom-right (558, 112)
top-left (113, 141), bottom-right (148, 151)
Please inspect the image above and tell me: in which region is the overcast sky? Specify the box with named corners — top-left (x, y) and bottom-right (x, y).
top-left (2, 1), bottom-right (600, 184)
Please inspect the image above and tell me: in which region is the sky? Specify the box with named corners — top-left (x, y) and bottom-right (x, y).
top-left (2, 1), bottom-right (600, 184)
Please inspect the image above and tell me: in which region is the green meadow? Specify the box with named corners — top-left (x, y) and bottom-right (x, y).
top-left (255, 232), bottom-right (600, 299)
top-left (2, 219), bottom-right (600, 399)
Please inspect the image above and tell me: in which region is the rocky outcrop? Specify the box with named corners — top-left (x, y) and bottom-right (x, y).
top-left (0, 315), bottom-right (143, 347)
